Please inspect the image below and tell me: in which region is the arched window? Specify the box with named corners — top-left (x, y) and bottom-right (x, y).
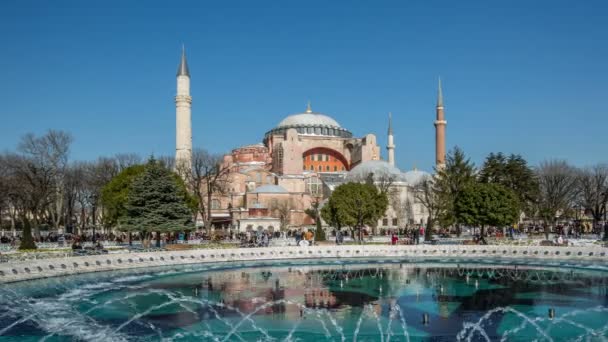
top-left (334, 166), bottom-right (337, 171)
top-left (211, 199), bottom-right (221, 210)
top-left (318, 165), bottom-right (322, 171)
top-left (326, 165), bottom-right (330, 171)
top-left (310, 165), bottom-right (314, 171)
top-left (306, 176), bottom-right (323, 196)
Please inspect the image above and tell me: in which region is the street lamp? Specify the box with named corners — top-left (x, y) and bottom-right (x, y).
top-left (602, 191), bottom-right (608, 241)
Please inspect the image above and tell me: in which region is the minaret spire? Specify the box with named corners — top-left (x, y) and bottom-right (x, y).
top-left (177, 45), bottom-right (190, 77)
top-left (437, 77), bottom-right (444, 108)
top-left (434, 77), bottom-right (447, 169)
top-left (175, 47), bottom-right (193, 172)
top-left (386, 112), bottom-right (395, 166)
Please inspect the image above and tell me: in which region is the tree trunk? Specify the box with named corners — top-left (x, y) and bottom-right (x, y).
top-left (425, 216), bottom-right (433, 242)
top-left (19, 216), bottom-right (37, 250)
top-left (128, 232), bottom-right (132, 246)
top-left (156, 231), bottom-right (161, 247)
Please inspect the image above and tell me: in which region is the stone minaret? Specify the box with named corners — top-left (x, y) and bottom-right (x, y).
top-left (387, 112), bottom-right (395, 166)
top-left (175, 47), bottom-right (192, 171)
top-left (434, 78), bottom-right (447, 169)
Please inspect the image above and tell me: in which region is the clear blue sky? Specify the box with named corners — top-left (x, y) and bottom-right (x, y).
top-left (1, 0), bottom-right (607, 172)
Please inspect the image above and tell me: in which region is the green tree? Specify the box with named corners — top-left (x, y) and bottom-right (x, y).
top-left (322, 182), bottom-right (388, 244)
top-left (455, 183), bottom-right (520, 243)
top-left (305, 200), bottom-right (325, 242)
top-left (321, 198), bottom-right (342, 232)
top-left (434, 146), bottom-right (476, 235)
top-left (100, 164), bottom-right (145, 229)
top-left (114, 159), bottom-right (196, 247)
top-left (479, 153), bottom-right (539, 215)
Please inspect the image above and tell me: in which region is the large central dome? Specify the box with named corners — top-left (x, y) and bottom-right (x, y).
top-left (277, 112), bottom-right (341, 128)
top-left (265, 103), bottom-right (352, 139)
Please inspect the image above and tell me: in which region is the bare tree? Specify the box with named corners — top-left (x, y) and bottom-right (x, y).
top-left (18, 130), bottom-right (73, 232)
top-left (270, 199), bottom-right (293, 231)
top-left (157, 155), bottom-right (175, 171)
top-left (2, 153), bottom-right (54, 245)
top-left (178, 148), bottom-right (231, 230)
top-left (114, 153), bottom-right (141, 171)
top-left (412, 175), bottom-right (441, 241)
top-left (577, 164), bottom-right (608, 238)
top-left (388, 187), bottom-right (411, 229)
top-left (536, 160), bottom-right (579, 239)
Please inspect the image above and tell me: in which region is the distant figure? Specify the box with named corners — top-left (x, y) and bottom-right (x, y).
top-left (557, 235), bottom-right (564, 245)
top-left (305, 230), bottom-right (314, 246)
top-left (335, 230), bottom-right (343, 245)
top-left (391, 233), bottom-right (399, 245)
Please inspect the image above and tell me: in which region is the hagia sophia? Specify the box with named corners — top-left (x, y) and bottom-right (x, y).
top-left (174, 50), bottom-right (447, 233)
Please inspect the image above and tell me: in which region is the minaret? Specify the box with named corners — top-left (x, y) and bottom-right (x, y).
top-left (434, 77), bottom-right (447, 169)
top-left (175, 47), bottom-right (192, 171)
top-left (387, 112), bottom-right (395, 166)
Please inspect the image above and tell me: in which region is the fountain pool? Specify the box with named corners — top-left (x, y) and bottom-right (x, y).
top-left (0, 258), bottom-right (607, 341)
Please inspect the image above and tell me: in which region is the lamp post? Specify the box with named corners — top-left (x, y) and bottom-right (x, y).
top-left (603, 191), bottom-right (608, 241)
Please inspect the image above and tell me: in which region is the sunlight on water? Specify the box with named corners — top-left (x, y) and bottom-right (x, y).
top-left (1, 259), bottom-right (607, 341)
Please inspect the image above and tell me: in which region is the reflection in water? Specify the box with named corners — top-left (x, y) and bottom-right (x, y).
top-left (0, 260), bottom-right (607, 341)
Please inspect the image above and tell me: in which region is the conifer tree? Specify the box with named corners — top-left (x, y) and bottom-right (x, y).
top-left (121, 158), bottom-right (194, 246)
top-left (434, 146), bottom-right (476, 235)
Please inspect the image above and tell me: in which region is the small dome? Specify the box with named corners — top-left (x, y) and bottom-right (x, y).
top-left (403, 169), bottom-right (431, 185)
top-left (251, 184), bottom-right (289, 194)
top-left (347, 160), bottom-right (404, 182)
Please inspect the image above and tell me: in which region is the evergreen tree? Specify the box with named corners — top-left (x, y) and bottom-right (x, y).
top-left (101, 164), bottom-right (146, 228)
top-left (121, 158), bottom-right (194, 246)
top-left (434, 146), bottom-right (476, 235)
top-left (479, 153), bottom-right (539, 216)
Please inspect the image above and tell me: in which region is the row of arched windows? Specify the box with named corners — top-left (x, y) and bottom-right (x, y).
top-left (303, 165), bottom-right (345, 172)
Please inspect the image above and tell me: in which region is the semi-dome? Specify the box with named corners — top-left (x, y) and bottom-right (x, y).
top-left (403, 168), bottom-right (432, 185)
top-left (264, 103), bottom-right (353, 139)
top-left (251, 184), bottom-right (289, 194)
top-left (347, 160), bottom-right (404, 182)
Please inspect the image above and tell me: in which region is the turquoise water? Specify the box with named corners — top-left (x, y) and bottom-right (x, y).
top-left (1, 258), bottom-right (607, 341)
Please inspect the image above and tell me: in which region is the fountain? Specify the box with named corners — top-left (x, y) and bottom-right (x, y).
top-left (0, 258), bottom-right (607, 341)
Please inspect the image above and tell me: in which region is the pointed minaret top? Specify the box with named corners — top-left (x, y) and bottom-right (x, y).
top-left (388, 112), bottom-right (393, 135)
top-left (437, 77), bottom-right (444, 107)
top-left (306, 101), bottom-right (312, 113)
top-left (177, 46), bottom-right (190, 77)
